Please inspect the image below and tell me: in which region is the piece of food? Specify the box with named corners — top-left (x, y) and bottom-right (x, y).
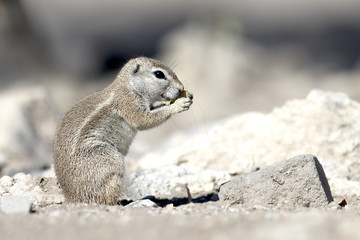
top-left (163, 90), bottom-right (192, 106)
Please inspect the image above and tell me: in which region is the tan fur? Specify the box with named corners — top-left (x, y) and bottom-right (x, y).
top-left (53, 57), bottom-right (193, 205)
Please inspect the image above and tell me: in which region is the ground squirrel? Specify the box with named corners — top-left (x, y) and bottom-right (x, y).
top-left (53, 57), bottom-right (193, 205)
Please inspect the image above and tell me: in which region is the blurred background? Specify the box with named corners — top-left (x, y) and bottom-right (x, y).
top-left (1, 0), bottom-right (360, 175)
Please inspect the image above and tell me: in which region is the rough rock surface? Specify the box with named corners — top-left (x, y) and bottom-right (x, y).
top-left (125, 166), bottom-right (230, 200)
top-left (0, 172), bottom-right (63, 210)
top-left (219, 154), bottom-right (333, 209)
top-left (0, 166), bottom-right (229, 209)
top-left (0, 87), bottom-right (58, 176)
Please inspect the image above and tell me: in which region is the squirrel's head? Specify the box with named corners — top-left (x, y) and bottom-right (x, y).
top-left (120, 57), bottom-right (184, 103)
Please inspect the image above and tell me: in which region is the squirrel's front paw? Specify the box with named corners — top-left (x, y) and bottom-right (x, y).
top-left (172, 97), bottom-right (193, 113)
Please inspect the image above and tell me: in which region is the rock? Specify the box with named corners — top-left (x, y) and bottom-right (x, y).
top-left (0, 175), bottom-right (13, 189)
top-left (0, 87), bottom-right (58, 176)
top-left (125, 166), bottom-right (231, 200)
top-left (126, 199), bottom-right (159, 208)
top-left (218, 154), bottom-right (333, 209)
top-left (0, 195), bottom-right (33, 214)
top-left (0, 171), bottom-right (63, 207)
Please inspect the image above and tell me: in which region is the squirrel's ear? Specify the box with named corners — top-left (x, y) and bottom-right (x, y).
top-left (132, 64), bottom-right (140, 74)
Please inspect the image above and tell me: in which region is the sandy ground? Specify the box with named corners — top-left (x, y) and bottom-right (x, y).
top-left (1, 202), bottom-right (359, 240)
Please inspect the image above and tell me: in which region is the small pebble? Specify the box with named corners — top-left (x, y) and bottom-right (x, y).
top-left (126, 199), bottom-right (159, 208)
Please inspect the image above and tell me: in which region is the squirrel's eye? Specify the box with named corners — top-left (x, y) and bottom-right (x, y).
top-left (154, 71), bottom-right (166, 79)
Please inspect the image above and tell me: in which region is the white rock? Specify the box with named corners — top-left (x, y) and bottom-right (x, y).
top-left (328, 178), bottom-right (360, 197)
top-left (0, 173), bottom-right (63, 206)
top-left (126, 166), bottom-right (231, 200)
top-left (126, 199), bottom-right (159, 208)
top-left (0, 175), bottom-right (14, 188)
top-left (0, 195), bottom-right (32, 214)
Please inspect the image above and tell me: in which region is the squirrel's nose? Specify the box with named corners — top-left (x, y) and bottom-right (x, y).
top-left (188, 92), bottom-right (193, 100)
